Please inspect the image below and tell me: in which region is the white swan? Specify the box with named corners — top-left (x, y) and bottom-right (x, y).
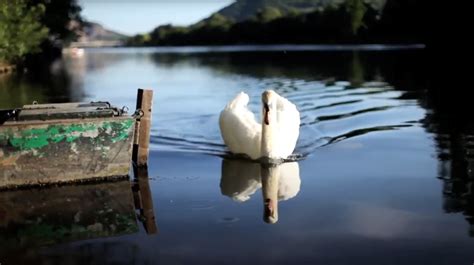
top-left (219, 90), bottom-right (300, 161)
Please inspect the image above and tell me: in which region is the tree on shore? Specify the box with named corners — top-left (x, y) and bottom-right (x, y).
top-left (345, 0), bottom-right (367, 35)
top-left (0, 0), bottom-right (49, 64)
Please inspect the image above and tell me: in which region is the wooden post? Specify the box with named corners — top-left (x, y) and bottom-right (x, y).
top-left (133, 89), bottom-right (153, 167)
top-left (131, 89), bottom-right (156, 234)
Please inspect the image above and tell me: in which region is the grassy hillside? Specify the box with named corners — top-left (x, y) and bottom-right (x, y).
top-left (126, 0), bottom-right (433, 47)
top-left (215, 0), bottom-right (385, 22)
top-left (79, 21), bottom-right (128, 42)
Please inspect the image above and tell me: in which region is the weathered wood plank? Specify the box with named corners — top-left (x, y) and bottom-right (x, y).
top-left (18, 102), bottom-right (116, 121)
top-left (22, 102), bottom-right (110, 109)
top-left (18, 108), bottom-right (115, 121)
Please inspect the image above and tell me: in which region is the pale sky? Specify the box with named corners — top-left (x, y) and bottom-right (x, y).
top-left (79, 0), bottom-right (234, 35)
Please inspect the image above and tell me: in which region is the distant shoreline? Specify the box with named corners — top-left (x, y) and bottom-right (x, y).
top-left (82, 43), bottom-right (426, 53)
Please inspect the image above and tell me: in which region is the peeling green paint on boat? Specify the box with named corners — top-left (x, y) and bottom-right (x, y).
top-left (5, 124), bottom-right (97, 150)
top-left (0, 119), bottom-right (134, 151)
top-left (108, 119), bottom-right (134, 143)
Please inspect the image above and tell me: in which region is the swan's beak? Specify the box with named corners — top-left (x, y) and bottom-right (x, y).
top-left (263, 103), bottom-right (270, 125)
top-left (264, 198), bottom-right (277, 223)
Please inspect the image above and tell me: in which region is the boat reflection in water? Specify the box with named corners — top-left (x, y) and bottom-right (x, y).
top-left (220, 159), bottom-right (300, 224)
top-left (0, 166), bottom-right (157, 263)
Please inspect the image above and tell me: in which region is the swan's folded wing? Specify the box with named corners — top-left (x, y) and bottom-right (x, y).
top-left (219, 93), bottom-right (261, 160)
top-left (276, 96), bottom-right (300, 157)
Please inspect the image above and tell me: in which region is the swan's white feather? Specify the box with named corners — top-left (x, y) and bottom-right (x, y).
top-left (219, 92), bottom-right (261, 160)
top-left (274, 93), bottom-right (300, 158)
top-left (219, 91), bottom-right (299, 160)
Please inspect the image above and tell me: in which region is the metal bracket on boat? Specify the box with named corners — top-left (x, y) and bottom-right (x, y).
top-left (90, 101), bottom-right (112, 108)
top-left (132, 109), bottom-right (144, 146)
top-left (92, 101), bottom-right (128, 116)
top-left (109, 106), bottom-right (129, 117)
top-left (121, 106), bottom-right (129, 114)
top-left (133, 109), bottom-right (144, 120)
top-left (24, 101), bottom-right (55, 110)
top-left (111, 105), bottom-right (129, 116)
top-left (0, 108), bottom-right (20, 124)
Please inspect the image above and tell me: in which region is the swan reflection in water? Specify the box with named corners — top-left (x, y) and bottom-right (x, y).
top-left (220, 159), bottom-right (300, 224)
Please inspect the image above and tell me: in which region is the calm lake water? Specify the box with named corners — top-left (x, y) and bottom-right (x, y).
top-left (1, 45), bottom-right (473, 265)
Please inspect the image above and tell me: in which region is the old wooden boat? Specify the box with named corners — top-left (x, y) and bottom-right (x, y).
top-left (0, 89), bottom-right (153, 189)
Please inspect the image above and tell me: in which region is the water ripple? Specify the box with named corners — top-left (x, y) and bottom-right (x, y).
top-left (313, 106), bottom-right (394, 122)
top-left (151, 79), bottom-right (424, 159)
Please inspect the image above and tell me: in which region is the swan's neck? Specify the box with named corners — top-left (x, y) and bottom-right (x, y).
top-left (261, 107), bottom-right (278, 159)
top-left (261, 122), bottom-right (274, 158)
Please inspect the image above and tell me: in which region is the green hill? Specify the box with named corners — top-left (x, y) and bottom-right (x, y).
top-left (126, 0), bottom-right (433, 47)
top-left (214, 0), bottom-right (385, 23)
top-left (79, 21), bottom-right (128, 42)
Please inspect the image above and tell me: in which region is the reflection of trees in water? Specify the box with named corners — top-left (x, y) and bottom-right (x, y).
top-left (152, 51), bottom-right (357, 82)
top-left (373, 48), bottom-right (474, 236)
top-left (0, 60), bottom-right (80, 109)
top-left (150, 50), bottom-right (426, 88)
top-left (0, 49), bottom-right (431, 110)
top-left (0, 50), bottom-right (131, 109)
top-left (80, 51), bottom-right (138, 72)
top-left (423, 92), bottom-right (474, 236)
top-left (0, 74), bottom-right (47, 108)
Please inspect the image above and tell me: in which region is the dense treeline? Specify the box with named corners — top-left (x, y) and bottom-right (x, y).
top-left (127, 0), bottom-right (432, 46)
top-left (0, 0), bottom-right (81, 65)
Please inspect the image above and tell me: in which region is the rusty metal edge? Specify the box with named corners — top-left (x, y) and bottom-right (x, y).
top-left (1, 115), bottom-right (133, 127)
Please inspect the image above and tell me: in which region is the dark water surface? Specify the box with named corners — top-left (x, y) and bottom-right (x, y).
top-left (1, 46), bottom-right (473, 265)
